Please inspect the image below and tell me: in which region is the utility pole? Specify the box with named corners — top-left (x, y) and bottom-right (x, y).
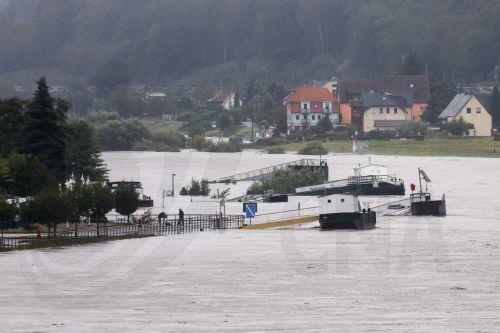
top-left (251, 119), bottom-right (254, 142)
top-left (171, 174), bottom-right (176, 197)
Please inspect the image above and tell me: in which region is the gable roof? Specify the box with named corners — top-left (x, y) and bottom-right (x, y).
top-left (361, 92), bottom-right (411, 108)
top-left (207, 90), bottom-right (232, 104)
top-left (381, 75), bottom-right (430, 103)
top-left (338, 79), bottom-right (380, 101)
top-left (438, 93), bottom-right (474, 119)
top-left (284, 86), bottom-right (336, 102)
top-left (338, 75), bottom-right (430, 103)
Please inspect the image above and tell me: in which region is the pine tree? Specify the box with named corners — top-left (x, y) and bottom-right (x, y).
top-left (66, 120), bottom-right (108, 181)
top-left (23, 78), bottom-right (68, 182)
top-left (401, 52), bottom-right (424, 76)
top-left (492, 86), bottom-right (500, 128)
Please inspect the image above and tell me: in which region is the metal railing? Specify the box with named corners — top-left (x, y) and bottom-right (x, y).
top-left (252, 206), bottom-right (319, 224)
top-left (217, 159), bottom-right (327, 183)
top-left (0, 215), bottom-right (245, 252)
top-left (296, 175), bottom-right (403, 194)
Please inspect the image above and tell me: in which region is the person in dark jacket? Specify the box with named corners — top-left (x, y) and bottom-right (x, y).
top-left (178, 209), bottom-right (184, 225)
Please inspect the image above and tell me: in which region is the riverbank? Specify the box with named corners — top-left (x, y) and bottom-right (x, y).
top-left (252, 138), bottom-right (500, 158)
top-left (0, 234), bottom-right (154, 252)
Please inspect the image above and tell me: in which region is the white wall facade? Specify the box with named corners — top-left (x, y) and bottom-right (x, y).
top-left (363, 106), bottom-right (410, 132)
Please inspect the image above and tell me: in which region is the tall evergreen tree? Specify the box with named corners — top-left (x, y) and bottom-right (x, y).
top-left (401, 52), bottom-right (424, 76)
top-left (0, 98), bottom-right (27, 157)
top-left (492, 86), bottom-right (500, 128)
top-left (66, 120), bottom-right (108, 181)
top-left (23, 78), bottom-right (68, 182)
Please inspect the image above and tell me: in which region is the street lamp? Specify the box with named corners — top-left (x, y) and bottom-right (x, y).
top-left (171, 174), bottom-right (176, 197)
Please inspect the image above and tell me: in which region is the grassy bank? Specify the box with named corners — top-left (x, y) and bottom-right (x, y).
top-left (258, 138), bottom-right (500, 158)
top-left (141, 120), bottom-right (185, 135)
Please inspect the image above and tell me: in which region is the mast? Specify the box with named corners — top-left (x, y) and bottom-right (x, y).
top-left (418, 167), bottom-right (423, 194)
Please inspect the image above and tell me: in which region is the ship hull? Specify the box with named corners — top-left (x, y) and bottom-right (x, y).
top-left (411, 198), bottom-right (446, 216)
top-left (319, 212), bottom-right (376, 230)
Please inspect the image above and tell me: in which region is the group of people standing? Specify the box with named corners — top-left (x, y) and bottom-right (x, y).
top-left (157, 209), bottom-right (184, 225)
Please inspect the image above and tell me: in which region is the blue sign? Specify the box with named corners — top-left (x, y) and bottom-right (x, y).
top-left (245, 203), bottom-right (257, 218)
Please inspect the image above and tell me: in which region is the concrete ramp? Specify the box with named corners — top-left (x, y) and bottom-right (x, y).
top-left (241, 215), bottom-right (318, 230)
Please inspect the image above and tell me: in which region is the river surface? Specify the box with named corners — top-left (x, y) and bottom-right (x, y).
top-left (1, 151), bottom-right (499, 332)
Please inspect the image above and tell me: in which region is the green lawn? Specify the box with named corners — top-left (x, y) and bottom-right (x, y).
top-left (258, 138), bottom-right (500, 158)
top-left (142, 120), bottom-right (185, 134)
top-left (365, 138), bottom-right (500, 157)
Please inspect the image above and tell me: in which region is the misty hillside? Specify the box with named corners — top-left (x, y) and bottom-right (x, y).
top-left (0, 0), bottom-right (499, 87)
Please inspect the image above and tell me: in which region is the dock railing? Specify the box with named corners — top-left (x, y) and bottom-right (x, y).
top-left (0, 214), bottom-right (245, 252)
top-left (217, 158), bottom-right (326, 183)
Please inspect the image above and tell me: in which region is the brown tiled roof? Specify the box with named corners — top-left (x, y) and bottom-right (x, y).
top-left (284, 86), bottom-right (336, 102)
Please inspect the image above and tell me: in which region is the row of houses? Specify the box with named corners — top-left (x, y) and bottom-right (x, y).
top-left (284, 75), bottom-right (494, 136)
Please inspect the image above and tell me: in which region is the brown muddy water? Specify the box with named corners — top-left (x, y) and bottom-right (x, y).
top-left (0, 151), bottom-right (499, 332)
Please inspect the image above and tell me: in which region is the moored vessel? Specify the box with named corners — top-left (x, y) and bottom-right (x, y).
top-left (319, 194), bottom-right (376, 230)
top-left (410, 168), bottom-right (446, 216)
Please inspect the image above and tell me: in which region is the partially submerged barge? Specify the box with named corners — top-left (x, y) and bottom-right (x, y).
top-left (319, 194), bottom-right (376, 230)
top-left (296, 161), bottom-right (404, 196)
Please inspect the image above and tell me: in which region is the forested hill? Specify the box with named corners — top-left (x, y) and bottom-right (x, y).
top-left (0, 0), bottom-right (499, 87)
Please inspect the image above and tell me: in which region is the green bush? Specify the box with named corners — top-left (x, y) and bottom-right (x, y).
top-left (152, 132), bottom-right (186, 148)
top-left (207, 142), bottom-right (241, 153)
top-left (132, 140), bottom-right (180, 152)
top-left (441, 119), bottom-right (474, 136)
top-left (247, 169), bottom-right (326, 195)
top-left (97, 118), bottom-right (152, 150)
top-left (298, 141), bottom-right (328, 155)
top-left (180, 179), bottom-right (211, 196)
top-left (267, 147), bottom-right (285, 154)
top-left (190, 135), bottom-right (210, 150)
top-left (399, 121), bottom-right (428, 137)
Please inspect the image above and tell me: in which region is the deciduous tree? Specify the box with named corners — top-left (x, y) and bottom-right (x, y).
top-left (114, 185), bottom-right (139, 223)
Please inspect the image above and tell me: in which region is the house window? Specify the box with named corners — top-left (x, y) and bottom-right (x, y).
top-left (467, 108), bottom-right (472, 114)
top-left (386, 108), bottom-right (390, 114)
top-left (318, 115), bottom-right (321, 120)
top-left (304, 114), bottom-right (307, 120)
top-left (476, 108), bottom-right (481, 114)
top-left (303, 103), bottom-right (308, 110)
top-left (312, 115), bottom-right (316, 120)
top-left (295, 115), bottom-right (300, 120)
top-left (379, 108), bottom-right (383, 114)
top-left (394, 108), bottom-right (398, 114)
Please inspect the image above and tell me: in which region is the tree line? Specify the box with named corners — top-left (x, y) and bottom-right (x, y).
top-left (0, 78), bottom-right (120, 235)
top-left (0, 0), bottom-right (498, 87)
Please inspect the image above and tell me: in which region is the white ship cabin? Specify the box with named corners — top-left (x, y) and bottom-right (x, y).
top-left (320, 194), bottom-right (362, 215)
top-left (353, 163), bottom-right (388, 177)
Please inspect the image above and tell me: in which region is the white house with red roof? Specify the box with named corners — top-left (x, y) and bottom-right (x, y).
top-left (284, 85), bottom-right (339, 134)
top-left (206, 90), bottom-right (238, 110)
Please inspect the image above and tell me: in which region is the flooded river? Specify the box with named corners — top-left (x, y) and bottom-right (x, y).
top-left (1, 151), bottom-right (499, 332)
